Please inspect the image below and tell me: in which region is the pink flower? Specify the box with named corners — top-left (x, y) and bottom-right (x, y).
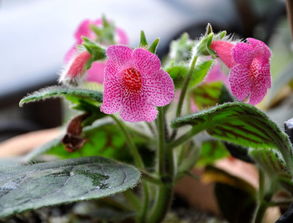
top-left (65, 19), bottom-right (128, 84)
top-left (101, 46), bottom-right (174, 122)
top-left (204, 62), bottom-right (227, 84)
top-left (210, 38), bottom-right (271, 105)
top-left (59, 51), bottom-right (91, 84)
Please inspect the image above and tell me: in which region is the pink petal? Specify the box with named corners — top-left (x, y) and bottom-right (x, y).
top-left (116, 28), bottom-right (129, 45)
top-left (106, 45), bottom-right (132, 68)
top-left (100, 79), bottom-right (123, 114)
top-left (233, 42), bottom-right (254, 67)
top-left (120, 93), bottom-right (158, 122)
top-left (132, 48), bottom-right (161, 74)
top-left (86, 62), bottom-right (105, 83)
top-left (143, 69), bottom-right (175, 106)
top-left (229, 64), bottom-right (252, 101)
top-left (74, 19), bottom-right (92, 44)
top-left (247, 38), bottom-right (271, 62)
top-left (249, 81), bottom-right (268, 105)
top-left (210, 41), bottom-right (235, 68)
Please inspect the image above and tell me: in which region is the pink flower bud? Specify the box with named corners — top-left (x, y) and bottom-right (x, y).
top-left (59, 51), bottom-right (91, 85)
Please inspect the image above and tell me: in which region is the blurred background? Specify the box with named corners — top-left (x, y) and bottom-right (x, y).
top-left (0, 0), bottom-right (291, 142)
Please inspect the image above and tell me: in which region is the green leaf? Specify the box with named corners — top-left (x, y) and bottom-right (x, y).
top-left (172, 102), bottom-right (293, 166)
top-left (197, 140), bottom-right (229, 166)
top-left (166, 65), bottom-right (188, 88)
top-left (249, 148), bottom-right (291, 178)
top-left (0, 156), bottom-right (141, 218)
top-left (148, 38), bottom-right (159, 54)
top-left (24, 121), bottom-right (151, 165)
top-left (190, 60), bottom-right (213, 86)
top-left (139, 30), bottom-right (148, 47)
top-left (19, 86), bottom-right (103, 107)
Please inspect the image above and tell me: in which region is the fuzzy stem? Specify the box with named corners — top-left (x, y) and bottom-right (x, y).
top-left (148, 107), bottom-right (174, 223)
top-left (175, 56), bottom-right (198, 118)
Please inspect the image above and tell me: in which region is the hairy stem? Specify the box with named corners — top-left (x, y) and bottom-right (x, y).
top-left (148, 107), bottom-right (174, 223)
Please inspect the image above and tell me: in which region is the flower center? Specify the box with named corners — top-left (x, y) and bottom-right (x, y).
top-left (249, 58), bottom-right (261, 79)
top-left (122, 67), bottom-right (142, 92)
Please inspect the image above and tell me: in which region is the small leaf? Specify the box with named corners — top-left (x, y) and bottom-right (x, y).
top-left (194, 33), bottom-right (215, 57)
top-left (205, 23), bottom-right (213, 35)
top-left (82, 37), bottom-right (106, 69)
top-left (0, 156), bottom-right (141, 218)
top-left (172, 102), bottom-right (293, 166)
top-left (148, 38), bottom-right (159, 54)
top-left (139, 31), bottom-right (148, 47)
top-left (19, 86), bottom-right (103, 107)
top-left (190, 60), bottom-right (213, 86)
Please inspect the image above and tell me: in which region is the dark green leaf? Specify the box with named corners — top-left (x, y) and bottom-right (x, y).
top-left (172, 102), bottom-right (293, 166)
top-left (224, 143), bottom-right (254, 163)
top-left (215, 183), bottom-right (256, 223)
top-left (19, 86), bottom-right (103, 107)
top-left (0, 156), bottom-right (140, 218)
top-left (205, 166), bottom-right (256, 223)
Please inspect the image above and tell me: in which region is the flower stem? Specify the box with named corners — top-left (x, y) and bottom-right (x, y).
top-left (111, 115), bottom-right (144, 169)
top-left (171, 56), bottom-right (198, 140)
top-left (148, 107), bottom-right (174, 223)
top-left (110, 115), bottom-right (149, 223)
top-left (175, 55), bottom-right (198, 118)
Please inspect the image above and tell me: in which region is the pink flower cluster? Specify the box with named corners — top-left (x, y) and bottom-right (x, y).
top-left (101, 46), bottom-right (175, 122)
top-left (211, 38), bottom-right (271, 105)
top-left (64, 19), bottom-right (128, 84)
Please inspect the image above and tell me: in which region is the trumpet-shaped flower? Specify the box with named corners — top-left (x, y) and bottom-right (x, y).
top-left (211, 38), bottom-right (271, 105)
top-left (65, 19), bottom-right (128, 84)
top-left (101, 46), bottom-right (174, 122)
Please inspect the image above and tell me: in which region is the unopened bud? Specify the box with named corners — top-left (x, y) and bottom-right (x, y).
top-left (59, 51), bottom-right (91, 86)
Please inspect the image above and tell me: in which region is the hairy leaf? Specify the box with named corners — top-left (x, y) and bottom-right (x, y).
top-left (0, 156), bottom-right (140, 218)
top-left (19, 86), bottom-right (103, 107)
top-left (249, 148), bottom-right (291, 178)
top-left (172, 102), bottom-right (293, 165)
